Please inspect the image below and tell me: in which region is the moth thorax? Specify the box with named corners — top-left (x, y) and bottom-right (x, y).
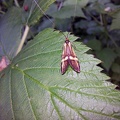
top-left (65, 39), bottom-right (69, 43)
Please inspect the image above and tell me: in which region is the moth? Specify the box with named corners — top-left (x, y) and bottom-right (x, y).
top-left (32, 0), bottom-right (80, 75)
top-left (61, 36), bottom-right (80, 75)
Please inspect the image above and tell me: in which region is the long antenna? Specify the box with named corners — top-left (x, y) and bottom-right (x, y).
top-left (33, 0), bottom-right (71, 39)
top-left (59, 30), bottom-right (71, 40)
top-left (33, 0), bottom-right (54, 25)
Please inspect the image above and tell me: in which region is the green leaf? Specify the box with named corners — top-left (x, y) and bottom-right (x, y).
top-left (55, 18), bottom-right (72, 31)
top-left (0, 7), bottom-right (22, 60)
top-left (64, 0), bottom-right (89, 7)
top-left (110, 10), bottom-right (120, 30)
top-left (0, 28), bottom-right (120, 120)
top-left (86, 21), bottom-right (105, 35)
top-left (111, 73), bottom-right (120, 83)
top-left (74, 20), bottom-right (88, 29)
top-left (96, 48), bottom-right (117, 71)
top-left (111, 63), bottom-right (120, 74)
top-left (47, 0), bottom-right (88, 19)
top-left (23, 0), bottom-right (55, 25)
top-left (51, 5), bottom-right (86, 19)
top-left (115, 47), bottom-right (120, 57)
top-left (86, 39), bottom-right (102, 51)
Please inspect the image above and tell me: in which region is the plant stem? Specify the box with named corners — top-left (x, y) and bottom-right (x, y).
top-left (16, 25), bottom-right (30, 55)
top-left (101, 14), bottom-right (118, 48)
top-left (14, 0), bottom-right (20, 7)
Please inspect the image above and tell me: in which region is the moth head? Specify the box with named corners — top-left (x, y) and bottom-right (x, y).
top-left (65, 39), bottom-right (70, 43)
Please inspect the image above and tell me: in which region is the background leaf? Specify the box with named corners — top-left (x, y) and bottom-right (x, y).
top-left (0, 28), bottom-right (120, 120)
top-left (0, 7), bottom-right (22, 60)
top-left (110, 10), bottom-right (120, 30)
top-left (47, 0), bottom-right (89, 19)
top-left (111, 63), bottom-right (120, 74)
top-left (23, 0), bottom-right (55, 25)
top-left (51, 5), bottom-right (86, 19)
top-left (64, 0), bottom-right (89, 7)
top-left (96, 48), bottom-right (117, 71)
top-left (86, 39), bottom-right (102, 51)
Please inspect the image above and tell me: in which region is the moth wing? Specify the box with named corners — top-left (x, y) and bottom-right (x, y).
top-left (61, 40), bottom-right (80, 74)
top-left (69, 56), bottom-right (80, 73)
top-left (61, 57), bottom-right (69, 75)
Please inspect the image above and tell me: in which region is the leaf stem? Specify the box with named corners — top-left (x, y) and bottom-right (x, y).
top-left (85, 9), bottom-right (118, 48)
top-left (101, 14), bottom-right (118, 48)
top-left (14, 0), bottom-right (20, 7)
top-left (16, 25), bottom-right (30, 55)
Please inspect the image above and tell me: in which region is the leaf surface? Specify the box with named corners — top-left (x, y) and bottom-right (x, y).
top-left (0, 28), bottom-right (120, 120)
top-left (110, 10), bottom-right (120, 30)
top-left (51, 5), bottom-right (86, 19)
top-left (96, 48), bottom-right (117, 71)
top-left (0, 7), bottom-right (22, 60)
top-left (64, 0), bottom-right (89, 7)
top-left (23, 0), bottom-right (55, 25)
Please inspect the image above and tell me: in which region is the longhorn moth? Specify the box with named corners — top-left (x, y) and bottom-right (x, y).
top-left (33, 0), bottom-right (80, 74)
top-left (61, 33), bottom-right (80, 75)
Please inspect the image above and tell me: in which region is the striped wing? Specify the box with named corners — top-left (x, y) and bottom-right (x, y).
top-left (61, 56), bottom-right (69, 75)
top-left (61, 40), bottom-right (80, 75)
